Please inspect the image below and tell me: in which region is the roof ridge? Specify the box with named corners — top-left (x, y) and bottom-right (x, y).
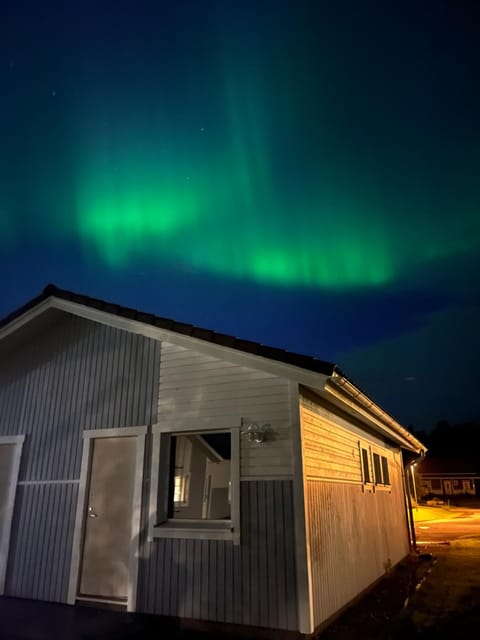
top-left (1, 284), bottom-right (336, 377)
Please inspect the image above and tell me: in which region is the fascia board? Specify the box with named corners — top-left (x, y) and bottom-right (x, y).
top-left (8, 296), bottom-right (329, 388)
top-left (323, 379), bottom-right (426, 453)
top-left (0, 298), bottom-right (53, 341)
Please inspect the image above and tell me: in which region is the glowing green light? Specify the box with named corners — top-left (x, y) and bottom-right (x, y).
top-left (69, 65), bottom-right (479, 290)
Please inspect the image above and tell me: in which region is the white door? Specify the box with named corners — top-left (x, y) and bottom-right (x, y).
top-left (79, 436), bottom-right (137, 602)
top-left (0, 438), bottom-right (24, 594)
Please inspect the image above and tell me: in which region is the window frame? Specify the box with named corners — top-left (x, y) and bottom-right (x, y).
top-left (149, 423), bottom-right (240, 545)
top-left (359, 442), bottom-right (392, 491)
top-left (359, 444), bottom-right (373, 487)
top-left (372, 451), bottom-right (391, 488)
top-left (381, 455), bottom-right (390, 485)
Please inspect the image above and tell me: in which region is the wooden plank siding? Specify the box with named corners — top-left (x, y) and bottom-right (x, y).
top-left (0, 314), bottom-right (161, 602)
top-left (137, 480), bottom-right (298, 630)
top-left (158, 342), bottom-right (294, 479)
top-left (299, 394), bottom-right (410, 630)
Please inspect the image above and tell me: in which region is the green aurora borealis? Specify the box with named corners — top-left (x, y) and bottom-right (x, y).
top-left (2, 1), bottom-right (479, 291)
top-left (1, 0), bottom-right (480, 427)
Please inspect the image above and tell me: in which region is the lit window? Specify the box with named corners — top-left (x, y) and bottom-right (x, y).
top-left (169, 433), bottom-right (231, 520)
top-left (151, 428), bottom-right (240, 543)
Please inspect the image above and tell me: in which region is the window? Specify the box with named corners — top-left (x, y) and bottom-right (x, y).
top-left (361, 448), bottom-right (371, 483)
top-left (381, 456), bottom-right (390, 485)
top-left (169, 433), bottom-right (231, 520)
top-left (373, 453), bottom-right (382, 484)
top-left (431, 479), bottom-right (441, 490)
top-left (151, 427), bottom-right (240, 543)
top-left (372, 452), bottom-right (391, 486)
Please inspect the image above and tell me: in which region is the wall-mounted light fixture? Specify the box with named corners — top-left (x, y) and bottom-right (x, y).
top-left (242, 422), bottom-right (271, 444)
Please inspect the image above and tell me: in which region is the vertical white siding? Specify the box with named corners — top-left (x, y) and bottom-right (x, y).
top-left (0, 314), bottom-right (161, 602)
top-left (300, 395), bottom-right (410, 629)
top-left (158, 342), bottom-right (293, 479)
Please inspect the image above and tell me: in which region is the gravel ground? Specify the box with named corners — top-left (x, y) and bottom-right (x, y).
top-left (320, 538), bottom-right (480, 639)
top-left (318, 553), bottom-right (434, 640)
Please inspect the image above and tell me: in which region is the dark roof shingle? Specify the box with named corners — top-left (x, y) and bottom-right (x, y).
top-left (1, 284), bottom-right (335, 377)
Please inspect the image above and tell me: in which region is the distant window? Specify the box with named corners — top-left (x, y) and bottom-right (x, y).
top-left (452, 480), bottom-right (460, 488)
top-left (361, 448), bottom-right (371, 483)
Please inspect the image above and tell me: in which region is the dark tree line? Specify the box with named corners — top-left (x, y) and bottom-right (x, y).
top-left (410, 421), bottom-right (480, 468)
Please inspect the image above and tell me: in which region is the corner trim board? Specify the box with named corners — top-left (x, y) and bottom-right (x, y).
top-left (0, 435), bottom-right (25, 595)
top-left (289, 382), bottom-right (314, 634)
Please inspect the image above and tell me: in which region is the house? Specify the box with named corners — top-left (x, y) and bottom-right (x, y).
top-left (417, 456), bottom-right (479, 498)
top-left (0, 285), bottom-right (426, 637)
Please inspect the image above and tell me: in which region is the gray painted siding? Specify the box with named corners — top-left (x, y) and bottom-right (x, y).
top-left (137, 480), bottom-right (298, 631)
top-left (5, 483), bottom-right (77, 602)
top-left (0, 314), bottom-right (161, 481)
top-left (0, 314), bottom-right (161, 602)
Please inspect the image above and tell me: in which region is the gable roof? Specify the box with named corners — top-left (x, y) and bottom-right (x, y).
top-left (1, 284), bottom-right (335, 376)
top-left (0, 284), bottom-right (426, 454)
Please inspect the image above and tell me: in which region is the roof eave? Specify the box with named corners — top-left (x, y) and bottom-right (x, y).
top-left (323, 372), bottom-right (427, 454)
top-left (1, 293), bottom-right (333, 389)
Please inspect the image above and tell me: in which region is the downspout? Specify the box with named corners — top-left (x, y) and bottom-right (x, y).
top-left (403, 455), bottom-right (425, 552)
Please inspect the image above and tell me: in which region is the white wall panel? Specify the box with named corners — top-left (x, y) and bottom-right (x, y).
top-left (158, 343), bottom-right (293, 479)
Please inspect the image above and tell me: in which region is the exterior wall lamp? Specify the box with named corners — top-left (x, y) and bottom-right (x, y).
top-left (242, 422), bottom-right (271, 443)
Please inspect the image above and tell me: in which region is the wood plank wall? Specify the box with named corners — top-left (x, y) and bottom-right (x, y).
top-left (299, 395), bottom-right (410, 629)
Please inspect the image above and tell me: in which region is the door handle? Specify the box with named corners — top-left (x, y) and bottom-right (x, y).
top-left (88, 506), bottom-right (99, 518)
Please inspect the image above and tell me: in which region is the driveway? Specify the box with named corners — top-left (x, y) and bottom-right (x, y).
top-left (415, 508), bottom-right (480, 544)
top-left (2, 509), bottom-right (479, 640)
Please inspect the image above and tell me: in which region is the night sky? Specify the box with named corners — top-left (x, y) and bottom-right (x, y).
top-left (1, 0), bottom-right (479, 430)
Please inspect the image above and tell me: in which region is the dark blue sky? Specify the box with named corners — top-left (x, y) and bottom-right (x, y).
top-left (1, 0), bottom-right (479, 429)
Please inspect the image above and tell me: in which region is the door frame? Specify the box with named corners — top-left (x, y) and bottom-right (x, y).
top-left (67, 427), bottom-right (147, 611)
top-left (0, 434), bottom-right (25, 595)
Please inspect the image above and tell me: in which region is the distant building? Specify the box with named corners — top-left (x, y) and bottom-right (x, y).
top-left (0, 285), bottom-right (426, 637)
top-left (417, 457), bottom-right (479, 497)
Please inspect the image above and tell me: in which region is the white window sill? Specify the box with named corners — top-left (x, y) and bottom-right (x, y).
top-left (374, 484), bottom-right (392, 492)
top-left (362, 483), bottom-right (391, 494)
top-left (152, 519), bottom-right (234, 541)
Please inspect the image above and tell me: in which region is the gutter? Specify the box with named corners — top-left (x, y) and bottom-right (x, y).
top-left (403, 455), bottom-right (425, 552)
top-left (327, 371), bottom-right (427, 454)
